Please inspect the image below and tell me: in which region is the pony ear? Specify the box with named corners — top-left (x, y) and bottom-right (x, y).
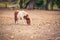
top-left (14, 10), bottom-right (19, 14)
top-left (16, 10), bottom-right (19, 12)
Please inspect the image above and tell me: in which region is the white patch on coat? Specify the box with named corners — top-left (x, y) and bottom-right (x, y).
top-left (17, 10), bottom-right (28, 19)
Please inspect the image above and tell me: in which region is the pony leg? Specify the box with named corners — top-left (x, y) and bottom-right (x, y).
top-left (15, 19), bottom-right (18, 24)
top-left (14, 15), bottom-right (18, 24)
top-left (14, 11), bottom-right (18, 24)
top-left (26, 18), bottom-right (31, 25)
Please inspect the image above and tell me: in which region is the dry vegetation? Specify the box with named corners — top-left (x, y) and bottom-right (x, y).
top-left (0, 9), bottom-right (60, 40)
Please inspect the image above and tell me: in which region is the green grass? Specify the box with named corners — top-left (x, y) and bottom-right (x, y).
top-left (0, 2), bottom-right (20, 9)
top-left (0, 3), bottom-right (6, 7)
top-left (0, 2), bottom-right (60, 10)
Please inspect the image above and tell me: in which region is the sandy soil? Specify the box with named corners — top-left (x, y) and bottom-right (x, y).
top-left (0, 9), bottom-right (60, 40)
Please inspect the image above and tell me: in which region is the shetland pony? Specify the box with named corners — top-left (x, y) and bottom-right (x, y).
top-left (14, 10), bottom-right (31, 25)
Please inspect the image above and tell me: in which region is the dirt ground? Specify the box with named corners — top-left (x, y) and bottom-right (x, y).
top-left (0, 9), bottom-right (60, 40)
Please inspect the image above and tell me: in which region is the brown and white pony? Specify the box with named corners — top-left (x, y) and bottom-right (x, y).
top-left (14, 10), bottom-right (31, 25)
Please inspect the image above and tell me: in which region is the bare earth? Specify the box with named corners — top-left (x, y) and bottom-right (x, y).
top-left (0, 9), bottom-right (60, 40)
